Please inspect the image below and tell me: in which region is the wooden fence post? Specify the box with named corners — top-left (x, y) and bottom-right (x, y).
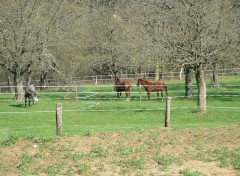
top-left (165, 97), bottom-right (172, 128)
top-left (56, 103), bottom-right (62, 136)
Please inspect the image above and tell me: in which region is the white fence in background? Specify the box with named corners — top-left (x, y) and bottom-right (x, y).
top-left (0, 68), bottom-right (239, 89)
top-left (71, 68), bottom-right (240, 85)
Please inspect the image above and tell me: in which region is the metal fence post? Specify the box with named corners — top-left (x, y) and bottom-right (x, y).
top-left (56, 103), bottom-right (62, 136)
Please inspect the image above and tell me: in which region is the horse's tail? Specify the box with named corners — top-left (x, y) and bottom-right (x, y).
top-left (164, 84), bottom-right (168, 96)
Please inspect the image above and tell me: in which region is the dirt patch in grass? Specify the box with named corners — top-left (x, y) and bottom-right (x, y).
top-left (0, 125), bottom-right (239, 175)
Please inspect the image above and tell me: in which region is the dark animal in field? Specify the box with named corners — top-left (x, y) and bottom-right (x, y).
top-left (137, 78), bottom-right (168, 101)
top-left (114, 76), bottom-right (132, 101)
top-left (25, 84), bottom-right (38, 107)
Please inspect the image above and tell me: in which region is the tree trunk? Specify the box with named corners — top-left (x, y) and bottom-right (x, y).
top-left (6, 71), bottom-right (14, 93)
top-left (195, 64), bottom-right (206, 113)
top-left (212, 70), bottom-right (218, 86)
top-left (155, 60), bottom-right (160, 81)
top-left (13, 73), bottom-right (24, 101)
top-left (40, 71), bottom-right (47, 90)
top-left (185, 66), bottom-right (192, 98)
top-left (179, 66), bottom-right (184, 80)
top-left (26, 70), bottom-right (33, 85)
top-left (212, 62), bottom-right (219, 86)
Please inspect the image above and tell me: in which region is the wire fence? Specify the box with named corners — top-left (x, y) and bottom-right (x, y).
top-left (0, 84), bottom-right (240, 134)
top-left (71, 68), bottom-right (240, 84)
top-left (0, 68), bottom-right (240, 87)
top-left (1, 91), bottom-right (240, 101)
top-left (0, 83), bottom-right (239, 138)
top-left (0, 84), bottom-right (240, 114)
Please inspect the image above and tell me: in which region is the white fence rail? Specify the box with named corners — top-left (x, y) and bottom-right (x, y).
top-left (0, 68), bottom-right (239, 88)
top-left (72, 68), bottom-right (240, 84)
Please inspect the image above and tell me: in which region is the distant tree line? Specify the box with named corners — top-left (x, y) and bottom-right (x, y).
top-left (0, 0), bottom-right (239, 112)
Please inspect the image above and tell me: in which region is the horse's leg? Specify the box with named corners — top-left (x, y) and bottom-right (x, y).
top-left (157, 91), bottom-right (159, 100)
top-left (30, 95), bottom-right (34, 106)
top-left (147, 92), bottom-right (150, 100)
top-left (161, 91), bottom-right (164, 102)
top-left (117, 92), bottom-right (120, 100)
top-left (25, 97), bottom-right (27, 107)
top-left (128, 90), bottom-right (131, 101)
top-left (126, 90), bottom-right (130, 101)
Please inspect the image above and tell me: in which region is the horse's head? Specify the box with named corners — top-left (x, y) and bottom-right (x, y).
top-left (137, 78), bottom-right (142, 86)
top-left (115, 76), bottom-right (121, 83)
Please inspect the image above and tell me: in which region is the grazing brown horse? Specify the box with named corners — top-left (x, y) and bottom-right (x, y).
top-left (114, 76), bottom-right (132, 101)
top-left (137, 78), bottom-right (168, 101)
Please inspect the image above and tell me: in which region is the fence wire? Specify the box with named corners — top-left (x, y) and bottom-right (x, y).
top-left (0, 84), bottom-right (240, 114)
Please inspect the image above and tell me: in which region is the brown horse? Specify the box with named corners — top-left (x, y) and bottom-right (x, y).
top-left (114, 76), bottom-right (132, 101)
top-left (137, 78), bottom-right (168, 101)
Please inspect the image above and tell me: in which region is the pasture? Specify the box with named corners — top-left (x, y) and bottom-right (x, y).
top-left (0, 76), bottom-right (240, 175)
top-left (0, 76), bottom-right (239, 140)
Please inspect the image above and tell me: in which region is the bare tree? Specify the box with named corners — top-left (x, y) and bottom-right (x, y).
top-left (146, 0), bottom-right (240, 113)
top-left (0, 0), bottom-right (44, 100)
top-left (85, 3), bottom-right (136, 77)
top-left (0, 0), bottom-right (90, 99)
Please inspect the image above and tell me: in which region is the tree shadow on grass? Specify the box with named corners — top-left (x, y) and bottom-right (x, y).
top-left (9, 104), bottom-right (24, 108)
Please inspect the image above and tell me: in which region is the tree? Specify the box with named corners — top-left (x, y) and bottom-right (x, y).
top-left (0, 0), bottom-right (44, 100)
top-left (0, 0), bottom-right (89, 99)
top-left (85, 2), bottom-right (137, 77)
top-left (139, 2), bottom-right (173, 80)
top-left (145, 0), bottom-right (240, 113)
top-left (184, 66), bottom-right (193, 98)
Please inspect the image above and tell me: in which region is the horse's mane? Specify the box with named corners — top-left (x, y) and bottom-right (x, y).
top-left (138, 78), bottom-right (156, 85)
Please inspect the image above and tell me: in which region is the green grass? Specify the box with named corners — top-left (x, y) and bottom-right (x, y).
top-left (153, 155), bottom-right (181, 170)
top-left (0, 123), bottom-right (239, 175)
top-left (179, 169), bottom-right (202, 176)
top-left (0, 76), bottom-right (240, 141)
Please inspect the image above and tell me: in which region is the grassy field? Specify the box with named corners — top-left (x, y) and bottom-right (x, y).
top-left (0, 76), bottom-right (239, 140)
top-left (0, 76), bottom-right (240, 175)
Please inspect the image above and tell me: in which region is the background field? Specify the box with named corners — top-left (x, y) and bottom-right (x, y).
top-left (0, 76), bottom-right (240, 140)
top-left (0, 76), bottom-right (240, 175)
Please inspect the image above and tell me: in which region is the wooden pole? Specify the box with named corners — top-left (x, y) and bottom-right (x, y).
top-left (165, 97), bottom-right (172, 128)
top-left (56, 103), bottom-right (62, 136)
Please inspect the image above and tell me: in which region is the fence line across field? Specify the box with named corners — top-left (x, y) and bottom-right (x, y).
top-left (1, 83), bottom-right (240, 89)
top-left (0, 95), bottom-right (240, 102)
top-left (0, 94), bottom-right (240, 102)
top-left (0, 84), bottom-right (239, 94)
top-left (0, 68), bottom-right (239, 87)
top-left (1, 90), bottom-right (240, 96)
top-left (1, 105), bottom-right (240, 115)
